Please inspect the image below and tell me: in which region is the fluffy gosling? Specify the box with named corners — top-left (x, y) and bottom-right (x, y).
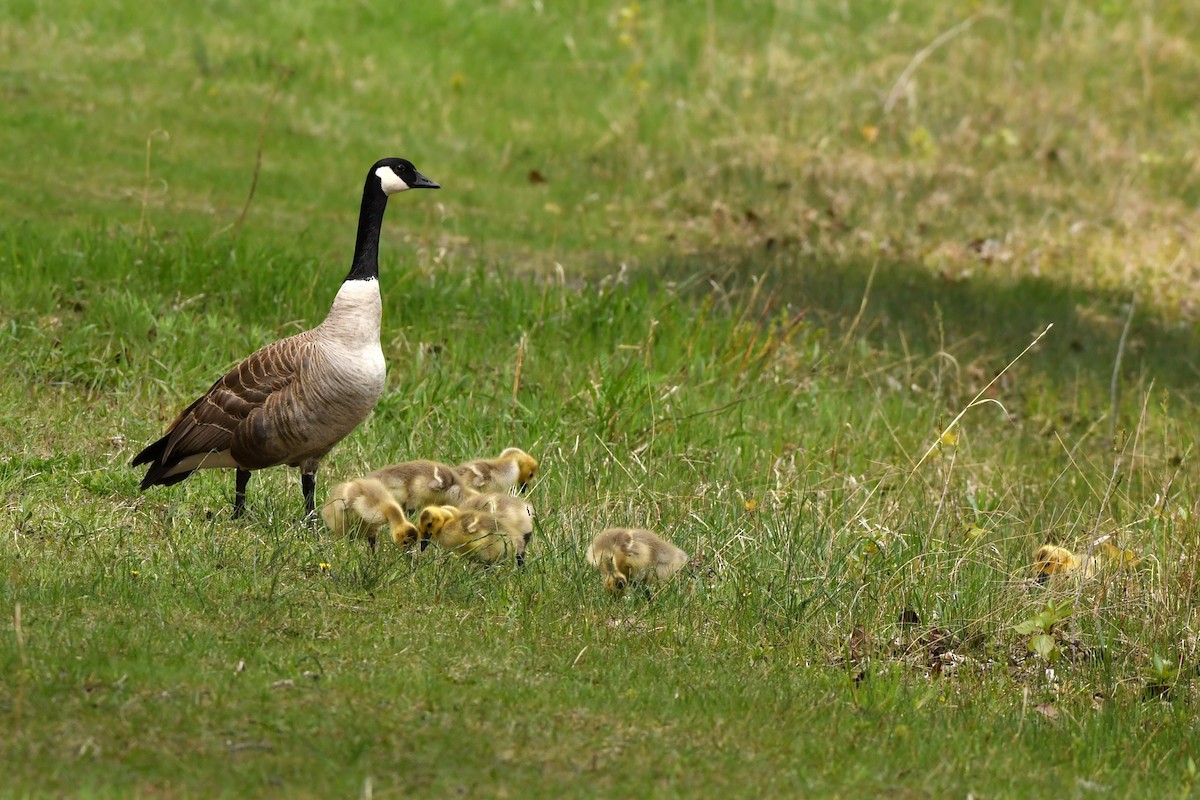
top-left (367, 459), bottom-right (470, 511)
top-left (460, 492), bottom-right (535, 549)
top-left (586, 528), bottom-right (689, 595)
top-left (1033, 544), bottom-right (1095, 584)
top-left (418, 506), bottom-right (527, 565)
top-left (321, 477), bottom-right (419, 549)
top-left (455, 447), bottom-right (539, 494)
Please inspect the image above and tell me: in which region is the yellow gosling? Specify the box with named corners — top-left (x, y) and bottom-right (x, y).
top-left (460, 492), bottom-right (535, 550)
top-left (586, 528), bottom-right (689, 595)
top-left (455, 447), bottom-right (539, 494)
top-left (1033, 543), bottom-right (1099, 584)
top-left (321, 477), bottom-right (419, 549)
top-left (420, 506), bottom-right (526, 564)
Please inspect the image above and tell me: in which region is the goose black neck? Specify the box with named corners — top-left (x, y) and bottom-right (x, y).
top-left (345, 180), bottom-right (390, 282)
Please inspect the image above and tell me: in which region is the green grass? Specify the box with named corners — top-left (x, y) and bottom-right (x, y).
top-left (4, 1), bottom-right (1200, 797)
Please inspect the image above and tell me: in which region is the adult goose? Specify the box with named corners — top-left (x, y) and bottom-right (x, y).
top-left (132, 157), bottom-right (439, 519)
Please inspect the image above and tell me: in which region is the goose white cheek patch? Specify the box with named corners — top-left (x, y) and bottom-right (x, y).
top-left (376, 166), bottom-right (410, 195)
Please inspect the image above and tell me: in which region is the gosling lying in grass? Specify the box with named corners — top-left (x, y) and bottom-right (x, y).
top-left (367, 459), bottom-right (470, 511)
top-left (1033, 543), bottom-right (1096, 584)
top-left (586, 528), bottom-right (689, 596)
top-left (321, 477), bottom-right (419, 549)
top-left (418, 506), bottom-right (527, 565)
top-left (460, 492), bottom-right (535, 550)
top-left (455, 447), bottom-right (539, 494)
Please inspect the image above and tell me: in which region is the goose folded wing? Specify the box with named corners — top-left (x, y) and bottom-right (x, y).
top-left (160, 340), bottom-right (307, 467)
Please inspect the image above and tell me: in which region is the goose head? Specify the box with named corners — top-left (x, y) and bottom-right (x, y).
top-left (372, 157), bottom-right (441, 196)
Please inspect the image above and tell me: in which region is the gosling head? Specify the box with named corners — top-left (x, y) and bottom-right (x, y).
top-left (501, 448), bottom-right (539, 492)
top-left (372, 158), bottom-right (441, 196)
top-left (392, 520), bottom-right (421, 548)
top-left (1033, 544), bottom-right (1076, 584)
top-left (603, 569), bottom-right (629, 595)
top-left (417, 505), bottom-right (458, 550)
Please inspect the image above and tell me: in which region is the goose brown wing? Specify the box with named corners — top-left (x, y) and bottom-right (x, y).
top-left (159, 336), bottom-right (311, 470)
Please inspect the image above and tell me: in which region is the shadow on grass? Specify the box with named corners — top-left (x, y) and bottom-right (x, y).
top-left (657, 247), bottom-right (1200, 401)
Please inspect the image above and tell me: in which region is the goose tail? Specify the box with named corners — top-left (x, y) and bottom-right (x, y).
top-left (131, 434), bottom-right (194, 490)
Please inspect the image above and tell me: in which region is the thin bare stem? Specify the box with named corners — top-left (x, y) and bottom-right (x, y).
top-left (884, 12), bottom-right (993, 114)
top-left (841, 258), bottom-right (879, 358)
top-left (1110, 296), bottom-right (1137, 442)
top-left (232, 67), bottom-right (294, 242)
top-left (512, 333), bottom-right (527, 404)
top-left (138, 129), bottom-right (170, 244)
top-left (851, 323), bottom-right (1053, 523)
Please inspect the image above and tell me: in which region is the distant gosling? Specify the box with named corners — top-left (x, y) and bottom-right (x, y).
top-left (367, 459), bottom-right (470, 511)
top-left (455, 447), bottom-right (539, 494)
top-left (321, 477), bottom-right (419, 549)
top-left (460, 492), bottom-right (535, 550)
top-left (418, 506), bottom-right (527, 565)
top-left (1033, 544), bottom-right (1094, 584)
top-left (586, 528), bottom-right (689, 595)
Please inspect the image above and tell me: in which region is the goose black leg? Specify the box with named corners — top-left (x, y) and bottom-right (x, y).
top-left (232, 469), bottom-right (252, 519)
top-left (301, 471), bottom-right (317, 521)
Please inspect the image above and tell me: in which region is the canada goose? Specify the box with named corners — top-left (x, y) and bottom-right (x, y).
top-left (455, 447), bottom-right (539, 493)
top-left (131, 158), bottom-right (439, 519)
top-left (460, 492), bottom-right (535, 550)
top-left (321, 477), bottom-right (419, 550)
top-left (367, 459), bottom-right (470, 512)
top-left (418, 506), bottom-right (526, 564)
top-left (586, 528), bottom-right (689, 595)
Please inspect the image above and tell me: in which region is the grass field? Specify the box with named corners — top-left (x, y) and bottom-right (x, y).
top-left (3, 1), bottom-right (1200, 797)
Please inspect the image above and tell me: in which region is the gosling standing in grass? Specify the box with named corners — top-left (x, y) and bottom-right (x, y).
top-left (132, 158), bottom-right (440, 520)
top-left (418, 506), bottom-right (528, 565)
top-left (321, 477), bottom-right (419, 550)
top-left (586, 528), bottom-right (689, 595)
top-left (455, 447), bottom-right (539, 494)
top-left (367, 459), bottom-right (471, 512)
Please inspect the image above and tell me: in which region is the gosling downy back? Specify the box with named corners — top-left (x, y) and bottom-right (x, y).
top-left (460, 492), bottom-right (535, 545)
top-left (455, 447), bottom-right (539, 494)
top-left (368, 459), bottom-right (469, 511)
top-left (586, 528), bottom-right (689, 593)
top-left (131, 158), bottom-right (440, 520)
